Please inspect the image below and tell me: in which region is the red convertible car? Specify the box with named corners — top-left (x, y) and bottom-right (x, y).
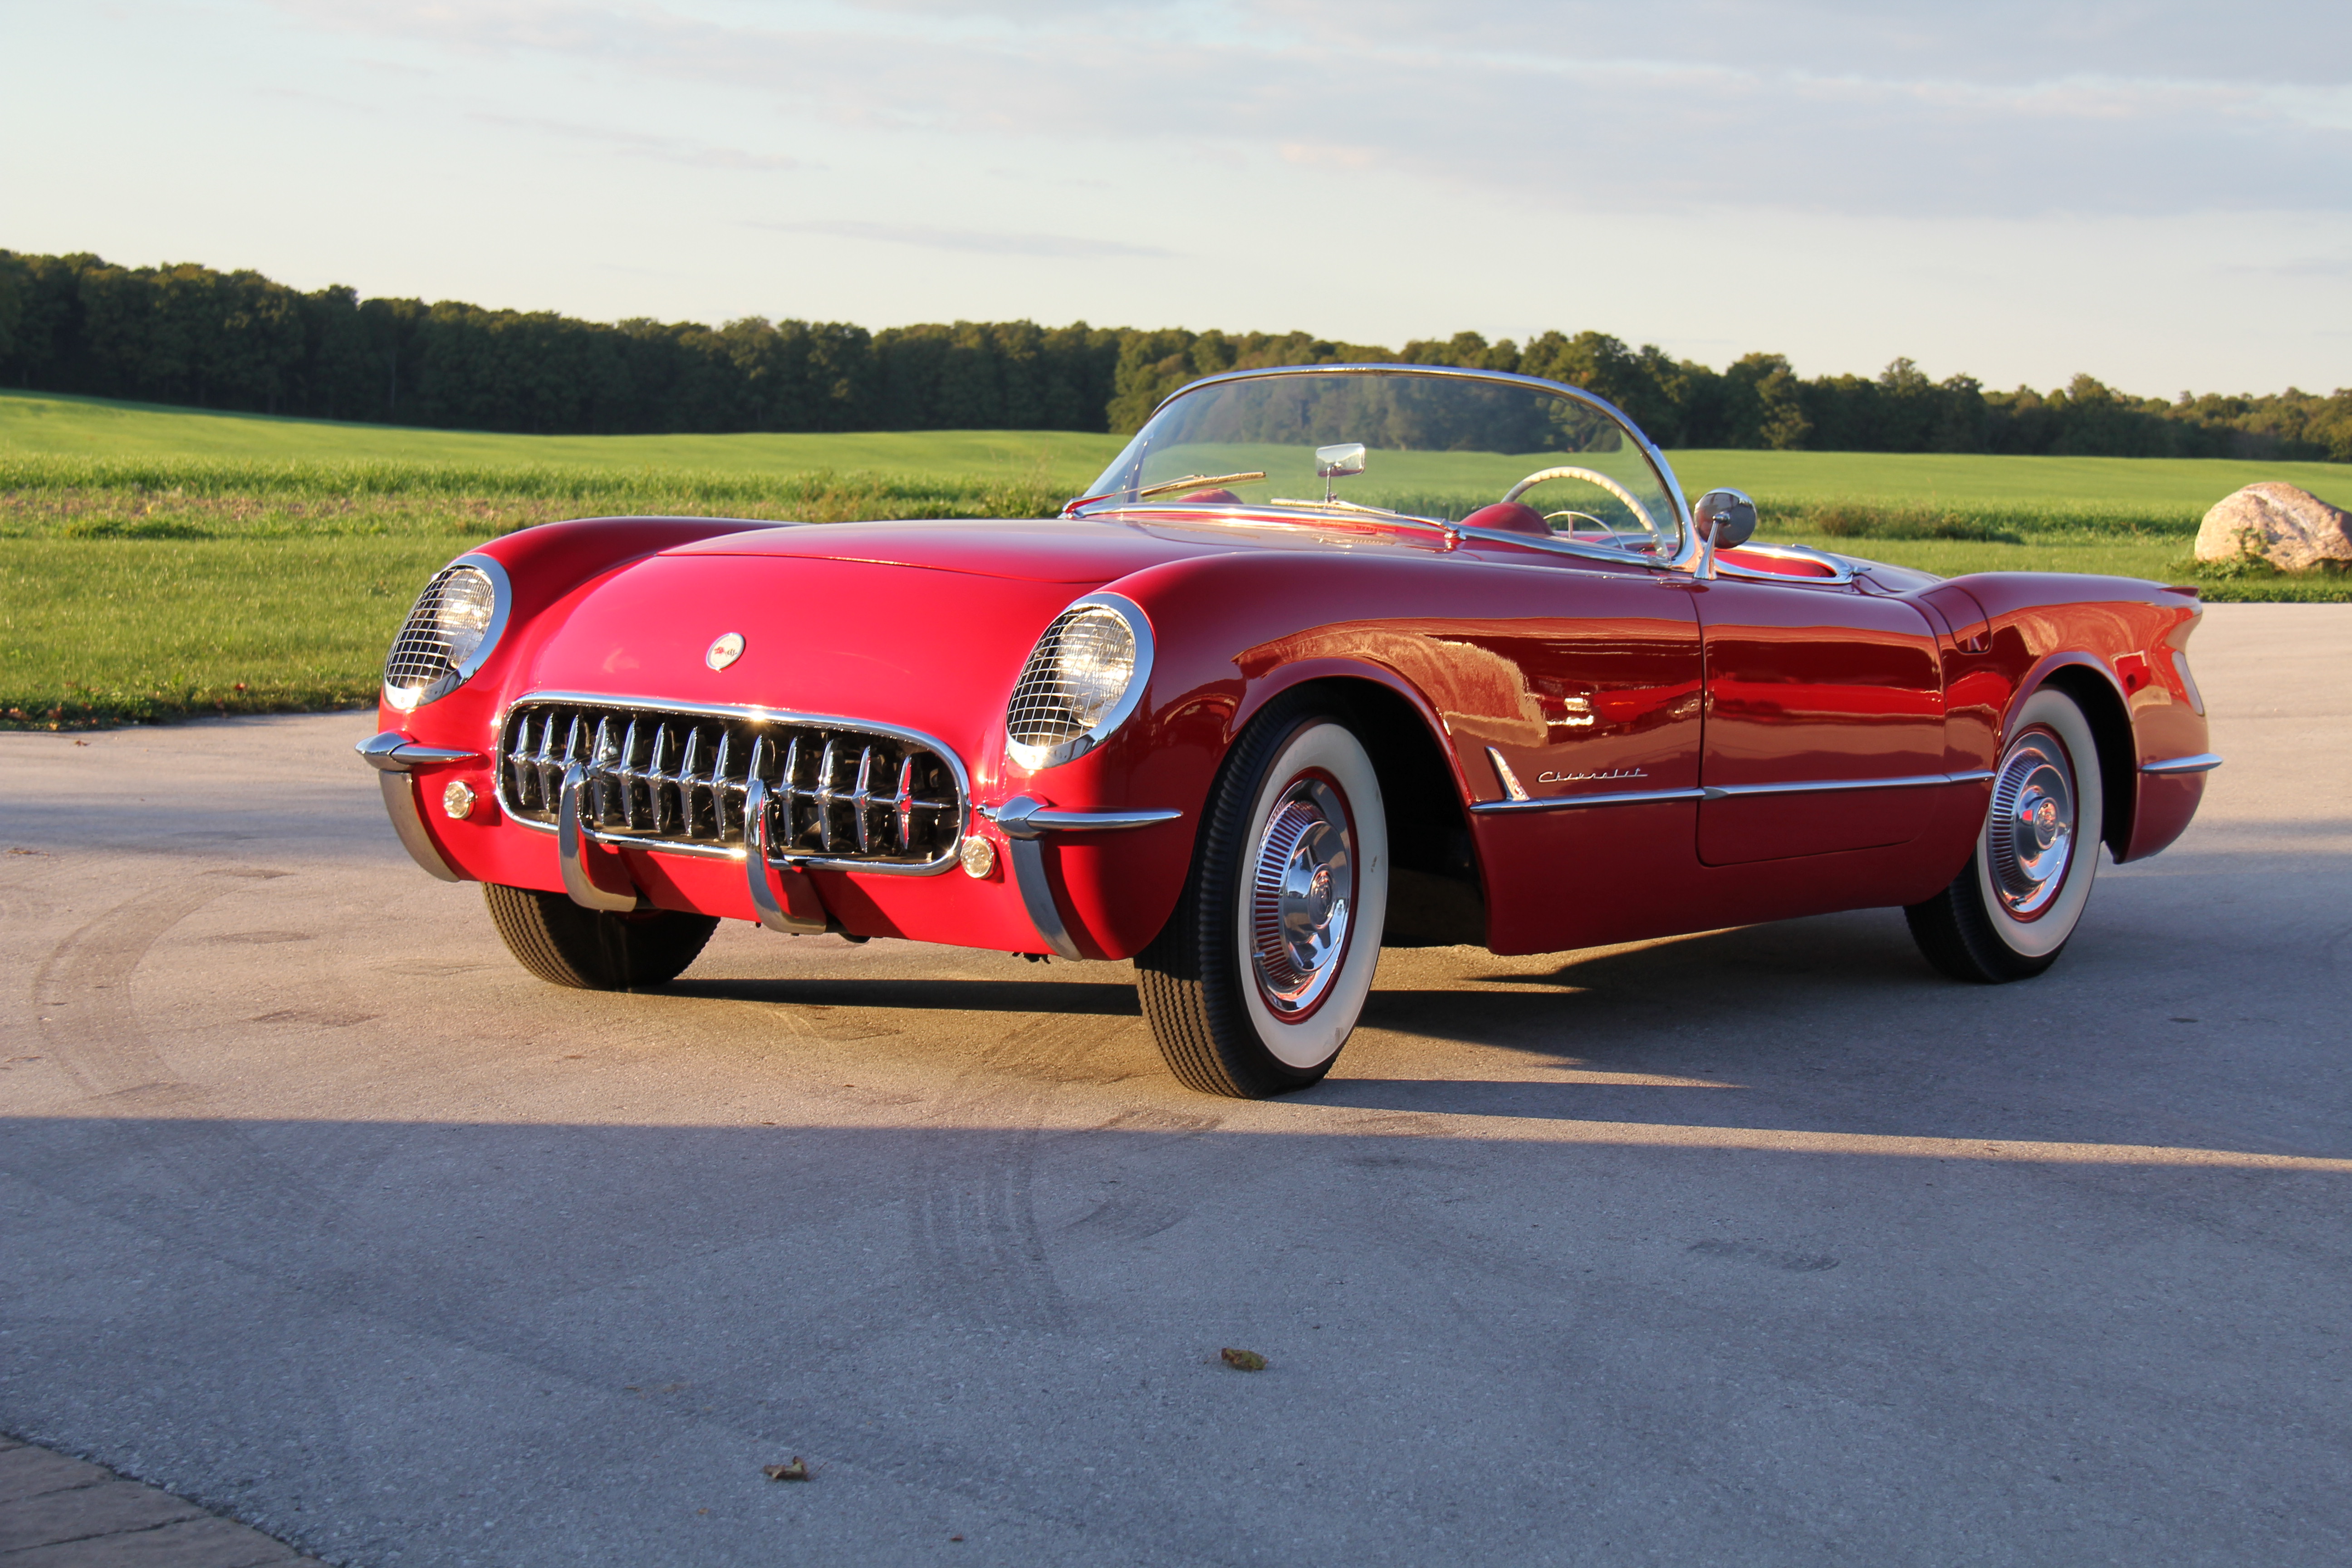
top-left (361, 365), bottom-right (2218, 1096)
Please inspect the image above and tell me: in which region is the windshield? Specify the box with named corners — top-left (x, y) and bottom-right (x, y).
top-left (1073, 366), bottom-right (1686, 559)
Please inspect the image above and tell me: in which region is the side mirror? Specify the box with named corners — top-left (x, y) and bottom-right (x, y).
top-left (1315, 443), bottom-right (1367, 480)
top-left (1316, 442), bottom-right (1367, 505)
top-left (1692, 489), bottom-right (1758, 549)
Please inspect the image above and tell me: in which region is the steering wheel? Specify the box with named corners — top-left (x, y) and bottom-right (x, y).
top-left (1545, 510), bottom-right (1623, 549)
top-left (1503, 466), bottom-right (1661, 543)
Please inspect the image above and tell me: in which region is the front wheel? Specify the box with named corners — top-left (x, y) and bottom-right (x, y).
top-left (1905, 687), bottom-right (2104, 983)
top-left (483, 883), bottom-right (719, 990)
top-left (1137, 704), bottom-right (1389, 1097)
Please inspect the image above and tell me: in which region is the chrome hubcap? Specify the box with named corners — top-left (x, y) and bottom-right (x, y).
top-left (1249, 776), bottom-right (1354, 1016)
top-left (1988, 728), bottom-right (2076, 919)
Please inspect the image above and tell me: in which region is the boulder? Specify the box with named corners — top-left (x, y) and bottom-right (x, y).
top-left (2196, 482), bottom-right (2352, 573)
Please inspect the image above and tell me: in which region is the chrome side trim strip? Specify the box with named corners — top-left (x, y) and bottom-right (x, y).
top-left (1485, 747), bottom-right (1531, 802)
top-left (983, 798), bottom-right (1184, 837)
top-left (558, 761), bottom-right (643, 912)
top-left (1471, 785), bottom-right (1708, 815)
top-left (744, 776), bottom-right (830, 934)
top-left (2141, 752), bottom-right (2223, 776)
top-left (376, 771), bottom-right (463, 882)
top-left (1707, 769), bottom-right (1995, 799)
top-left (357, 732), bottom-right (483, 773)
top-left (1468, 770), bottom-right (1994, 815)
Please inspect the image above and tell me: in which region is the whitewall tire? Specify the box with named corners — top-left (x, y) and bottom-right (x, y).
top-left (1137, 702), bottom-right (1388, 1096)
top-left (1906, 686), bottom-right (2103, 983)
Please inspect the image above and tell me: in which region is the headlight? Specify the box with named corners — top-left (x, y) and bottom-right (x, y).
top-left (383, 554), bottom-right (511, 710)
top-left (1005, 594), bottom-right (1155, 770)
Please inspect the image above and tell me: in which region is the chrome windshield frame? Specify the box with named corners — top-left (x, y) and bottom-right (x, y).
top-left (1079, 363), bottom-right (1700, 574)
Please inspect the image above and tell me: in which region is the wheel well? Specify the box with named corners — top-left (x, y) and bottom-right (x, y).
top-left (2038, 664), bottom-right (2136, 857)
top-left (1274, 677), bottom-right (1486, 946)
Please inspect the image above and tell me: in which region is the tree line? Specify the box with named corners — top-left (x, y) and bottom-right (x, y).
top-left (1, 249), bottom-right (2344, 460)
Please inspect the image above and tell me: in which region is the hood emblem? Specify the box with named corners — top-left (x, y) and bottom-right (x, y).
top-left (705, 632), bottom-right (745, 671)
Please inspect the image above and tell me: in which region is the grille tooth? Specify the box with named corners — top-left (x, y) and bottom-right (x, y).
top-left (499, 701), bottom-right (962, 869)
top-left (561, 716), bottom-right (585, 811)
top-left (533, 714), bottom-right (563, 808)
top-left (711, 730), bottom-right (736, 840)
top-left (618, 718), bottom-right (643, 828)
top-left (591, 717), bottom-right (617, 825)
top-left (675, 726), bottom-right (704, 837)
top-left (781, 736), bottom-right (806, 849)
top-left (853, 746), bottom-right (875, 853)
top-left (647, 722), bottom-right (673, 834)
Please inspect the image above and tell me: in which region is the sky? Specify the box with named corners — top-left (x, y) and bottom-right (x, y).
top-left (3, 0), bottom-right (2348, 395)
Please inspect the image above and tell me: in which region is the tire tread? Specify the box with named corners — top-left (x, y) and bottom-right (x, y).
top-left (483, 883), bottom-right (718, 990)
top-left (1136, 696), bottom-right (1348, 1098)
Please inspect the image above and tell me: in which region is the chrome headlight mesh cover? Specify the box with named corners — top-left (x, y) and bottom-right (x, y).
top-left (382, 553), bottom-right (512, 711)
top-left (1005, 593), bottom-right (1155, 771)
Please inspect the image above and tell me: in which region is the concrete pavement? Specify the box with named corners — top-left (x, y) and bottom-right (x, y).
top-left (0, 1434), bottom-right (318, 1564)
top-left (2, 603), bottom-right (2347, 1566)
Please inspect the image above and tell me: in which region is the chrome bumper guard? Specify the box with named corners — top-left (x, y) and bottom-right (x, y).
top-left (981, 796), bottom-right (1183, 960)
top-left (558, 761), bottom-right (644, 912)
top-left (557, 762), bottom-right (827, 927)
top-left (745, 775), bottom-right (829, 934)
top-left (357, 731), bottom-right (481, 883)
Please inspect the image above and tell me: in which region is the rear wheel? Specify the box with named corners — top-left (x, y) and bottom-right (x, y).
top-left (1137, 702), bottom-right (1388, 1097)
top-left (483, 883), bottom-right (719, 990)
top-left (1905, 687), bottom-right (2103, 983)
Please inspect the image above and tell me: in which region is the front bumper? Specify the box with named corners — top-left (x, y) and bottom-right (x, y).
top-left (359, 730), bottom-right (1187, 959)
top-left (980, 796), bottom-right (1184, 959)
top-left (357, 730), bottom-right (481, 882)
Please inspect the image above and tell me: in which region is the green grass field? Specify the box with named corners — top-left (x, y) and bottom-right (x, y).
top-left (3, 389), bottom-right (2346, 729)
top-left (0, 387), bottom-right (1126, 486)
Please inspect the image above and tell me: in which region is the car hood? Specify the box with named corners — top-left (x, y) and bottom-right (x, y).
top-left (514, 547), bottom-right (1117, 776)
top-left (663, 517), bottom-right (1232, 583)
top-left (663, 513), bottom-right (1454, 583)
top-left (511, 514), bottom-right (1457, 766)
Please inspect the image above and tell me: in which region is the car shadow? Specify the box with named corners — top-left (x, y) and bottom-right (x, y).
top-left (663, 975), bottom-right (1145, 1016)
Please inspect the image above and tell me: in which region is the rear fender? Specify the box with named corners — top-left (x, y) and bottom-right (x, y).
top-left (2024, 655), bottom-right (2138, 862)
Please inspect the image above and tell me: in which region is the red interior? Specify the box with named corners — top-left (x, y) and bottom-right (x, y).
top-left (1720, 546), bottom-right (1838, 578)
top-left (1460, 502), bottom-right (1550, 537)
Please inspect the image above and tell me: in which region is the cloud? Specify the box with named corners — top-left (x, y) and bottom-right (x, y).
top-left (751, 220), bottom-right (1176, 259)
top-left (469, 111), bottom-right (808, 171)
top-left (2222, 253), bottom-right (2352, 278)
top-left (265, 0), bottom-right (2352, 219)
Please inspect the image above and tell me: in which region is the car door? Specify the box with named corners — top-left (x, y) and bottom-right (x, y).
top-left (1690, 574), bottom-right (1948, 865)
top-left (1438, 559), bottom-right (1707, 956)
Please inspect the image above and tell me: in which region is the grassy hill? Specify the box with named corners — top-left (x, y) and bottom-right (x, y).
top-left (2, 389), bottom-right (2345, 729)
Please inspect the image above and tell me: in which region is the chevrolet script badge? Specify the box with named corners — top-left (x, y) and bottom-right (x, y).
top-left (706, 632), bottom-right (745, 671)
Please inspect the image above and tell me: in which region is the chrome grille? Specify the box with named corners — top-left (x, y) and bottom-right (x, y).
top-left (384, 565), bottom-right (471, 701)
top-left (499, 699), bottom-right (963, 868)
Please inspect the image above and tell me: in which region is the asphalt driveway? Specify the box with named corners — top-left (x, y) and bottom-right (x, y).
top-left (3, 604), bottom-right (2347, 1567)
